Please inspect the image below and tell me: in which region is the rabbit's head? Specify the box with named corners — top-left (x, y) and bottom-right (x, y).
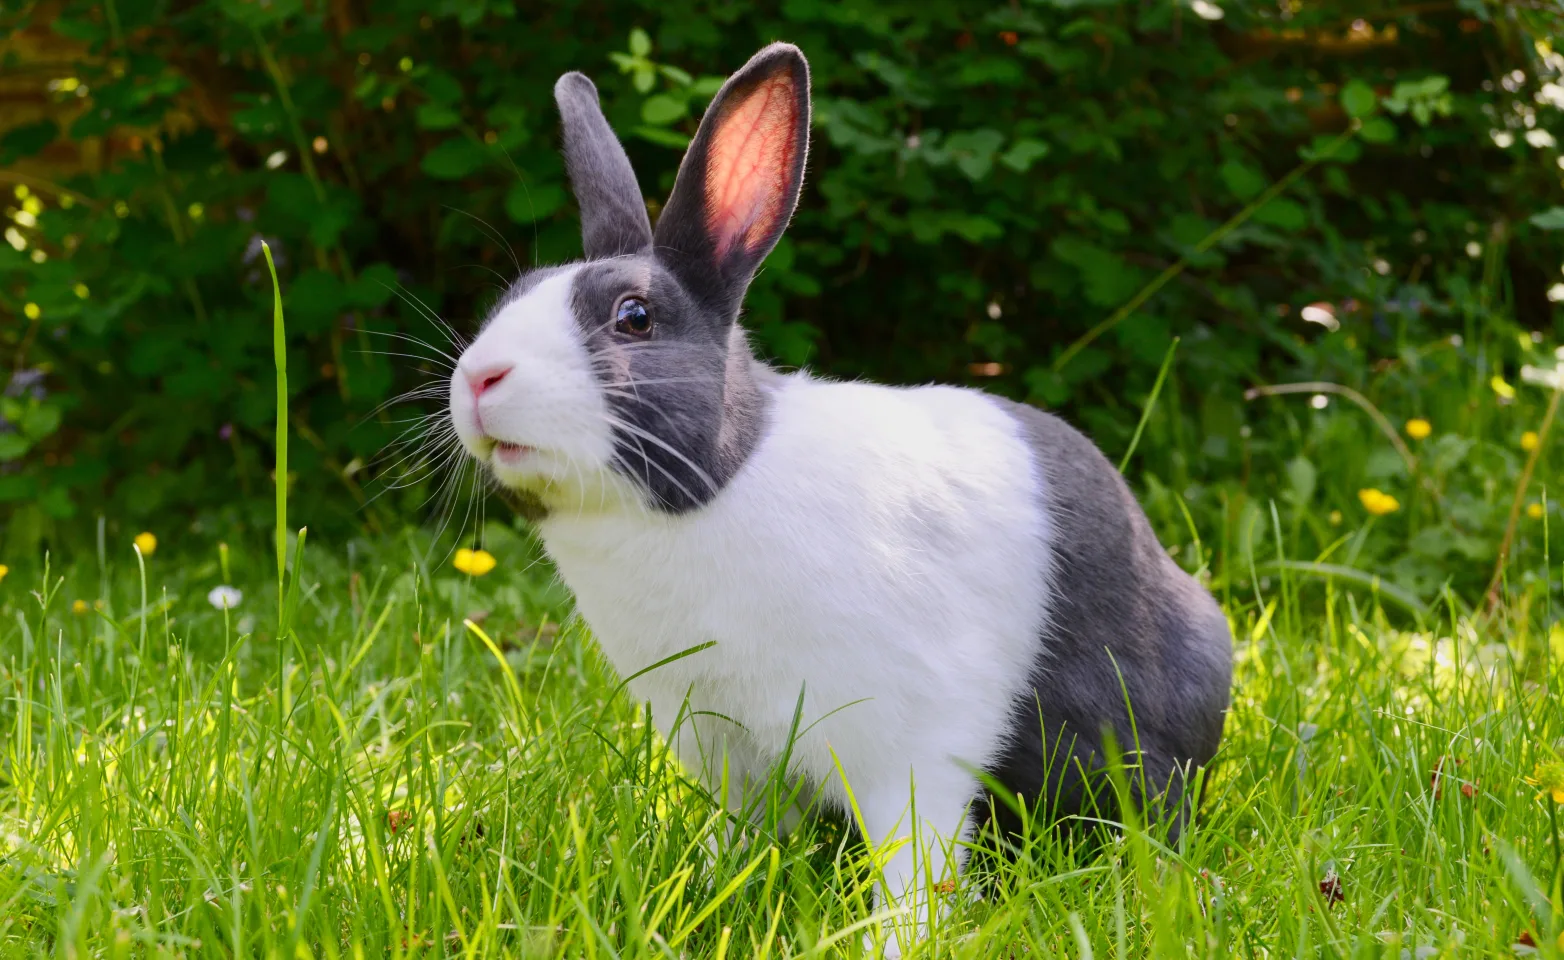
top-left (450, 44), bottom-right (810, 515)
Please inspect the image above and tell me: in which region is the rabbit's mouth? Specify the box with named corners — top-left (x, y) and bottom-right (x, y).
top-left (492, 440), bottom-right (535, 465)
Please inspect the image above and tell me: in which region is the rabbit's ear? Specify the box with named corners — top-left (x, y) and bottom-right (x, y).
top-left (555, 72), bottom-right (654, 260)
top-left (654, 43), bottom-right (810, 312)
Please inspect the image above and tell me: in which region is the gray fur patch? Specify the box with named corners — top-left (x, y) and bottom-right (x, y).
top-left (554, 73), bottom-right (653, 260)
top-left (979, 398), bottom-right (1234, 841)
top-left (565, 259), bottom-right (767, 512)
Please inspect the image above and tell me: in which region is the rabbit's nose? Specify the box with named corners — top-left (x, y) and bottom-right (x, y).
top-left (465, 364), bottom-right (513, 397)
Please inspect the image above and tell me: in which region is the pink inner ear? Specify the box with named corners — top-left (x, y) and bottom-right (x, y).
top-left (704, 73), bottom-right (798, 262)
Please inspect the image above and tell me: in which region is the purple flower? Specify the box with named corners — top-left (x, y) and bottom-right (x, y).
top-left (219, 423), bottom-right (234, 441)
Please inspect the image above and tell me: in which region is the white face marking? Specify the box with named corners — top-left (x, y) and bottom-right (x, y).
top-left (449, 269), bottom-right (625, 508)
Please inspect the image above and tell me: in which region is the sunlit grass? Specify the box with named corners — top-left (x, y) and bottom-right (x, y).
top-left (1, 525), bottom-right (1561, 958)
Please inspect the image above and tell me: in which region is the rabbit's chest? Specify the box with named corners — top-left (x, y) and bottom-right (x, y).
top-left (539, 377), bottom-right (1058, 775)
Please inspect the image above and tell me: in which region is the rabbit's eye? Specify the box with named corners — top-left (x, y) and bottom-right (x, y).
top-left (615, 298), bottom-right (652, 337)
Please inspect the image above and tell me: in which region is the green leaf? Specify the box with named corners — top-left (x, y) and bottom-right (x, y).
top-left (999, 138), bottom-right (1050, 173)
top-left (1340, 79), bottom-right (1377, 119)
top-left (633, 125), bottom-right (691, 149)
top-left (0, 120), bottom-right (58, 163)
top-left (348, 264), bottom-right (399, 308)
top-left (504, 181), bottom-right (569, 223)
top-left (629, 27), bottom-right (652, 57)
top-left (1024, 366), bottom-right (1071, 406)
top-left (415, 103), bottom-right (462, 130)
top-left (1358, 116), bottom-right (1396, 144)
top-left (0, 474), bottom-right (39, 501)
top-left (1253, 197), bottom-right (1308, 232)
top-left (640, 94), bottom-right (687, 126)
top-left (420, 138), bottom-right (488, 179)
top-left (0, 434), bottom-right (30, 461)
top-left (1530, 207), bottom-right (1564, 230)
top-left (945, 129), bottom-right (1005, 181)
top-left (1300, 134), bottom-right (1361, 164)
top-left (1049, 236), bottom-right (1145, 307)
top-left (1219, 160), bottom-right (1266, 201)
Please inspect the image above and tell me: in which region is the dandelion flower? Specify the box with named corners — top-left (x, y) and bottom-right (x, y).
top-left (1358, 488), bottom-right (1400, 516)
top-left (1521, 430), bottom-right (1540, 452)
top-left (1405, 418), bottom-right (1432, 440)
top-left (453, 548), bottom-right (497, 577)
top-left (72, 599), bottom-right (88, 615)
top-left (207, 585), bottom-right (243, 610)
top-left (1528, 502), bottom-right (1545, 520)
top-left (134, 532), bottom-right (157, 556)
top-left (1523, 760), bottom-right (1564, 803)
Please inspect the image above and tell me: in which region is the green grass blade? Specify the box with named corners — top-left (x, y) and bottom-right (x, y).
top-left (261, 240), bottom-right (288, 621)
top-left (1118, 336), bottom-right (1180, 474)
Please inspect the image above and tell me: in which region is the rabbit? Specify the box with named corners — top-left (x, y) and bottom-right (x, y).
top-left (447, 42), bottom-right (1233, 954)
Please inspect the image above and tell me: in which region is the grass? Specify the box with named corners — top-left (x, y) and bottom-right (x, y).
top-left (0, 521), bottom-right (1561, 958)
top-left (4, 135), bottom-right (1564, 960)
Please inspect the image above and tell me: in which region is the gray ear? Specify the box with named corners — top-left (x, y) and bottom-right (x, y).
top-left (554, 72), bottom-right (654, 260)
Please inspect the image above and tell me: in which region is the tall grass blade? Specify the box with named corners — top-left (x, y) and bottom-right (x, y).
top-left (261, 240), bottom-right (288, 623)
top-left (1119, 336), bottom-right (1179, 474)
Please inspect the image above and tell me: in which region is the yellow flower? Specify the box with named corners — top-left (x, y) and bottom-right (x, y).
top-left (1358, 488), bottom-right (1400, 516)
top-left (1329, 510), bottom-right (1343, 526)
top-left (72, 599), bottom-right (88, 615)
top-left (453, 548), bottom-right (496, 577)
top-left (1529, 502), bottom-right (1546, 520)
top-left (1523, 760), bottom-right (1564, 803)
top-left (23, 302), bottom-right (40, 320)
top-left (1404, 418), bottom-right (1432, 440)
top-left (133, 532), bottom-right (157, 556)
top-left (1491, 375), bottom-right (1516, 400)
top-left (1520, 430), bottom-right (1540, 453)
top-left (0, 564), bottom-right (8, 583)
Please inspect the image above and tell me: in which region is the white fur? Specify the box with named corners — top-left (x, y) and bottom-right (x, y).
top-left (450, 268), bottom-right (634, 510)
top-left (453, 275), bottom-right (1056, 953)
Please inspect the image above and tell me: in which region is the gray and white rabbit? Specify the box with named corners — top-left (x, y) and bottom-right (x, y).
top-left (448, 42), bottom-right (1233, 953)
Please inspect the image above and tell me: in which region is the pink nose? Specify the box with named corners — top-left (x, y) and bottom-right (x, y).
top-left (465, 364), bottom-right (512, 397)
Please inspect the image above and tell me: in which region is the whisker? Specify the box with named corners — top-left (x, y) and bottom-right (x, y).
top-left (356, 347), bottom-right (457, 370)
top-left (603, 415), bottom-right (718, 494)
top-left (361, 327), bottom-right (462, 366)
top-left (443, 206), bottom-right (522, 278)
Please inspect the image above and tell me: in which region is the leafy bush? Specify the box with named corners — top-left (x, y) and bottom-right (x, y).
top-left (1, 0), bottom-right (1562, 604)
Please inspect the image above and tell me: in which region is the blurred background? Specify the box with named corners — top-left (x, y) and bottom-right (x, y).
top-left (2, 0), bottom-right (1562, 606)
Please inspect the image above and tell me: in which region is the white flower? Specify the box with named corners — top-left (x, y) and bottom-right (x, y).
top-left (1521, 363), bottom-right (1564, 390)
top-left (1527, 128), bottom-right (1558, 148)
top-left (1491, 130), bottom-right (1515, 148)
top-left (1541, 82), bottom-right (1564, 108)
top-left (208, 585), bottom-right (243, 610)
top-left (1300, 302), bottom-right (1340, 331)
top-left (265, 151), bottom-right (288, 170)
top-left (1465, 241), bottom-right (1483, 258)
top-left (1190, 0), bottom-right (1224, 19)
top-left (1548, 283), bottom-right (1564, 303)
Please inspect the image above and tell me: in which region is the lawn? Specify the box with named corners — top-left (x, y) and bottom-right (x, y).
top-left (1, 516), bottom-right (1561, 958)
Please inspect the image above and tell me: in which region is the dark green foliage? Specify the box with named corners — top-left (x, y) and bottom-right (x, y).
top-left (2, 0), bottom-right (1562, 604)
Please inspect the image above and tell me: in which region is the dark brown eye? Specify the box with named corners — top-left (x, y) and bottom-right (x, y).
top-left (615, 297), bottom-right (652, 337)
